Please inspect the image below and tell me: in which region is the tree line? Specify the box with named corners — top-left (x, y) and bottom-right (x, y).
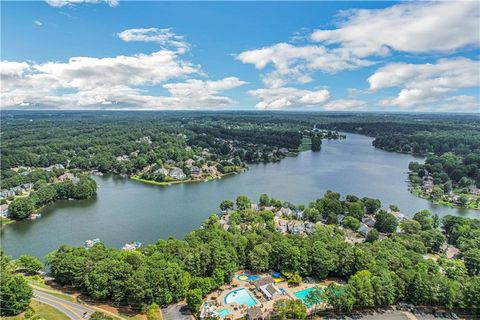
top-left (40, 193), bottom-right (480, 317)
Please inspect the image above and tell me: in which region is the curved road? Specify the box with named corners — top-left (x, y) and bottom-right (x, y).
top-left (33, 289), bottom-right (95, 320)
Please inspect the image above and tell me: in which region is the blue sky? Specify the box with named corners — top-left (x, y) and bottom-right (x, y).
top-left (1, 1), bottom-right (479, 112)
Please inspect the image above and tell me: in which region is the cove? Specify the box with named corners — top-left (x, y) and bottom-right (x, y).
top-left (1, 133), bottom-right (477, 259)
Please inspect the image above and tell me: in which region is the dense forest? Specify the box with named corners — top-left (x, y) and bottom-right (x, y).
top-left (32, 193), bottom-right (480, 317)
top-left (2, 112), bottom-right (477, 172)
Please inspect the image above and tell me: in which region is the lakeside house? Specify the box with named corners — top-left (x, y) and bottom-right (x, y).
top-left (422, 175), bottom-right (434, 193)
top-left (154, 168), bottom-right (169, 176)
top-left (169, 167), bottom-right (186, 180)
top-left (122, 242), bottom-right (142, 251)
top-left (0, 204), bottom-right (10, 218)
top-left (468, 186), bottom-right (480, 196)
top-left (391, 211), bottom-right (407, 222)
top-left (55, 173), bottom-right (80, 184)
top-left (190, 166), bottom-right (201, 178)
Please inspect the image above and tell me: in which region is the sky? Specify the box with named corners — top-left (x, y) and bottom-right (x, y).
top-left (1, 0), bottom-right (479, 112)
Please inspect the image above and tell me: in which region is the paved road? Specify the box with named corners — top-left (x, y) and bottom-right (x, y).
top-left (33, 289), bottom-right (95, 320)
top-left (162, 303), bottom-right (193, 320)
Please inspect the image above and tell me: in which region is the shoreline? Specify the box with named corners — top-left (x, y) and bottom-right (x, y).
top-left (409, 185), bottom-right (480, 211)
top-left (131, 169), bottom-right (246, 186)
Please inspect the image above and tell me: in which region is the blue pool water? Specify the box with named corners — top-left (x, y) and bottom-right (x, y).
top-left (224, 288), bottom-right (257, 307)
top-left (294, 287), bottom-right (322, 307)
top-left (217, 309), bottom-right (230, 317)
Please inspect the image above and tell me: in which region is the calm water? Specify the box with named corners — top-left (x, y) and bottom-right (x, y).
top-left (1, 133), bottom-right (477, 259)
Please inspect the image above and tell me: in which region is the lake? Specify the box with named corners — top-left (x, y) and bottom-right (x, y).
top-left (1, 133), bottom-right (477, 259)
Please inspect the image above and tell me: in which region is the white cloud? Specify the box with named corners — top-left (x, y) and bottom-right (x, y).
top-left (248, 87), bottom-right (330, 110)
top-left (237, 1), bottom-right (479, 94)
top-left (118, 28), bottom-right (189, 52)
top-left (163, 77), bottom-right (247, 98)
top-left (324, 99), bottom-right (367, 111)
top-left (437, 95), bottom-right (479, 113)
top-left (45, 0), bottom-right (118, 7)
top-left (34, 20), bottom-right (43, 26)
top-left (237, 43), bottom-right (372, 88)
top-left (311, 1), bottom-right (479, 56)
top-left (369, 58), bottom-right (480, 108)
top-left (1, 51), bottom-right (246, 109)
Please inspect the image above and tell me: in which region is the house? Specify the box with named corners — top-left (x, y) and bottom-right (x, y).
top-left (278, 148), bottom-right (289, 154)
top-left (337, 214), bottom-right (346, 224)
top-left (56, 173), bottom-right (79, 184)
top-left (275, 218), bottom-right (288, 233)
top-left (246, 306), bottom-right (263, 320)
top-left (219, 214), bottom-right (230, 231)
top-left (254, 276), bottom-right (282, 300)
top-left (391, 211), bottom-right (407, 222)
top-left (169, 167), bottom-right (186, 180)
top-left (279, 207), bottom-right (292, 217)
top-left (21, 183), bottom-right (34, 190)
top-left (422, 175), bottom-right (434, 193)
top-left (469, 186), bottom-right (480, 196)
top-left (362, 216), bottom-right (376, 227)
top-left (116, 155), bottom-right (129, 161)
top-left (441, 244), bottom-right (460, 259)
top-left (135, 136), bottom-right (152, 144)
top-left (0, 204), bottom-right (9, 218)
top-left (288, 221), bottom-right (305, 234)
top-left (203, 166), bottom-right (219, 177)
top-left (154, 168), bottom-right (169, 176)
top-left (130, 150), bottom-right (140, 157)
top-left (358, 223), bottom-right (371, 236)
top-left (45, 163), bottom-right (65, 171)
top-left (190, 166), bottom-right (201, 176)
top-left (294, 210), bottom-right (303, 220)
top-left (305, 222), bottom-right (315, 234)
top-left (185, 159), bottom-right (195, 166)
top-left (250, 203), bottom-right (259, 211)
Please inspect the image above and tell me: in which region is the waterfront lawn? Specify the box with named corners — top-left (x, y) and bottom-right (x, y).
top-left (131, 175), bottom-right (214, 186)
top-left (2, 300), bottom-right (70, 320)
top-left (299, 137), bottom-right (312, 151)
top-left (1, 217), bottom-right (15, 226)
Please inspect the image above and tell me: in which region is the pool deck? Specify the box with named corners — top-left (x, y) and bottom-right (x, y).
top-left (202, 271), bottom-right (341, 319)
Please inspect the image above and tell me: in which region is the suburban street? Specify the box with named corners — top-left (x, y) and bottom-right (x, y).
top-left (33, 289), bottom-right (95, 320)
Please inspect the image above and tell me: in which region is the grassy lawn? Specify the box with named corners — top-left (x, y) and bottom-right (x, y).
top-left (25, 276), bottom-right (77, 303)
top-left (0, 217), bottom-right (15, 226)
top-left (299, 137), bottom-right (312, 151)
top-left (2, 300), bottom-right (69, 320)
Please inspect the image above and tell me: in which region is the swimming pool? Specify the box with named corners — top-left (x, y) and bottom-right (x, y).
top-left (224, 288), bottom-right (257, 307)
top-left (237, 274), bottom-right (261, 281)
top-left (294, 287), bottom-right (323, 307)
top-left (217, 309), bottom-right (230, 317)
